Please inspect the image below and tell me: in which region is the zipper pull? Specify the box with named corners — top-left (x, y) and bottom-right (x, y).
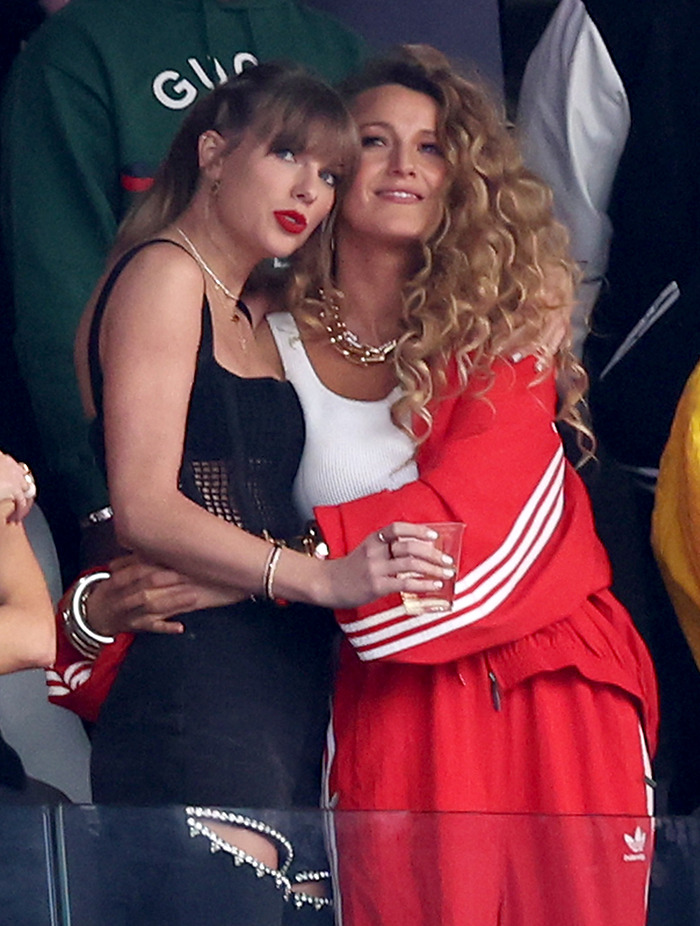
top-left (488, 670), bottom-right (502, 711)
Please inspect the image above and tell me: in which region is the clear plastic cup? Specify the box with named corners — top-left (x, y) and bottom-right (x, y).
top-left (400, 522), bottom-right (464, 615)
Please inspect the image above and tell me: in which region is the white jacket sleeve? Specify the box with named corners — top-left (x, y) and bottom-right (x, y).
top-left (516, 0), bottom-right (630, 356)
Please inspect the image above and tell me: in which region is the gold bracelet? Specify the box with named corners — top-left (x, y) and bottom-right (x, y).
top-left (261, 543), bottom-right (276, 598)
top-left (262, 542), bottom-right (283, 600)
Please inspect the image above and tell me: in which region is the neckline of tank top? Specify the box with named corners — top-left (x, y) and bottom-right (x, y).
top-left (269, 312), bottom-right (403, 407)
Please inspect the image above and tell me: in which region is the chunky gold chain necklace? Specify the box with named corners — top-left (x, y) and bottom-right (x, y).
top-left (319, 288), bottom-right (398, 366)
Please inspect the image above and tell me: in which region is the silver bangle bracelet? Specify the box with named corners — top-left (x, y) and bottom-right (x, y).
top-left (62, 570), bottom-right (114, 658)
top-left (79, 505), bottom-right (114, 529)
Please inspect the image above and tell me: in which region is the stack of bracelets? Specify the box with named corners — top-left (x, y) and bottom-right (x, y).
top-left (61, 570), bottom-right (115, 659)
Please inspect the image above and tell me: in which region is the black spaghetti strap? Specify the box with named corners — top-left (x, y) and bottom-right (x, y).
top-left (87, 238), bottom-right (194, 413)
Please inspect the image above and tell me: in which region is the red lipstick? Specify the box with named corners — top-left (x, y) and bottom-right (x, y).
top-left (274, 211), bottom-right (307, 234)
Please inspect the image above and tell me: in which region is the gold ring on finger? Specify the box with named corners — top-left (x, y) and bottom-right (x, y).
top-left (19, 464), bottom-right (36, 499)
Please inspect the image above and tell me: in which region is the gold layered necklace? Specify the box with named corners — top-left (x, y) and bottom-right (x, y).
top-left (175, 226), bottom-right (249, 351)
top-left (319, 288), bottom-right (398, 366)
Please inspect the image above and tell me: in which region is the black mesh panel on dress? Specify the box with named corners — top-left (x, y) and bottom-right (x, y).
top-left (189, 459), bottom-right (241, 525)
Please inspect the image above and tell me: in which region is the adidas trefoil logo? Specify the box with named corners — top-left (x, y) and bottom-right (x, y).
top-left (623, 826), bottom-right (647, 861)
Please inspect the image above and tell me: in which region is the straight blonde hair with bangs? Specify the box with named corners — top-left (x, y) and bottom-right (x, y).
top-left (113, 61), bottom-right (358, 258)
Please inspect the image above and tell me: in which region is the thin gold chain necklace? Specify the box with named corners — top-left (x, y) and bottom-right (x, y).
top-left (175, 226), bottom-right (249, 350)
top-left (176, 227), bottom-right (240, 304)
top-left (319, 288), bottom-right (398, 366)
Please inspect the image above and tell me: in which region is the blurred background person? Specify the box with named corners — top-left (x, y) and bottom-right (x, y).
top-left (517, 0), bottom-right (700, 815)
top-left (0, 0), bottom-right (72, 585)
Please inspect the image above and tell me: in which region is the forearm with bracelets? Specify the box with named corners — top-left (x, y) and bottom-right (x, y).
top-left (60, 521), bottom-right (329, 657)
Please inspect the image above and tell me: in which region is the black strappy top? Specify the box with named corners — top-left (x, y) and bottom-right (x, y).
top-left (88, 239), bottom-right (306, 541)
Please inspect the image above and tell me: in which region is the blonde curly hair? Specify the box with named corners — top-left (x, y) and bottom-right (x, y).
top-left (289, 44), bottom-right (591, 454)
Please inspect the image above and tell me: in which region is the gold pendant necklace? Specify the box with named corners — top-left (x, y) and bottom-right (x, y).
top-left (176, 227), bottom-right (240, 317)
top-left (176, 227), bottom-right (249, 350)
top-left (319, 288), bottom-right (398, 366)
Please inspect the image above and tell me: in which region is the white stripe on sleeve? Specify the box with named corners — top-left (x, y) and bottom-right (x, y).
top-left (342, 446), bottom-right (565, 661)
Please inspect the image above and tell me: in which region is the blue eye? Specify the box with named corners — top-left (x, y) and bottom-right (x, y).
top-left (420, 142), bottom-right (443, 157)
top-left (273, 148), bottom-right (296, 162)
top-left (319, 169), bottom-right (339, 188)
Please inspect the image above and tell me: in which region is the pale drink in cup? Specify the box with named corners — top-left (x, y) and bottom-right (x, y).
top-left (400, 522), bottom-right (464, 616)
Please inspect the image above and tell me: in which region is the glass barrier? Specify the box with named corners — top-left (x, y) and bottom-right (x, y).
top-left (2, 807), bottom-right (700, 925)
top-left (0, 805), bottom-right (58, 925)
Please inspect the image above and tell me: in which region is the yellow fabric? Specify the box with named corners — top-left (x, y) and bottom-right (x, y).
top-left (652, 362), bottom-right (700, 671)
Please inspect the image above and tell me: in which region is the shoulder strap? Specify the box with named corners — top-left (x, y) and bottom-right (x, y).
top-left (267, 312), bottom-right (313, 378)
top-left (88, 238), bottom-right (192, 414)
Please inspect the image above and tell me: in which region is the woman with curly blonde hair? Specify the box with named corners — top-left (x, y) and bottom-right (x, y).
top-left (288, 44), bottom-right (588, 451)
top-left (261, 44), bottom-right (656, 926)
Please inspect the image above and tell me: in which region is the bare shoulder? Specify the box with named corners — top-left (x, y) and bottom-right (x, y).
top-left (103, 239), bottom-right (205, 334)
top-left (116, 239), bottom-right (202, 288)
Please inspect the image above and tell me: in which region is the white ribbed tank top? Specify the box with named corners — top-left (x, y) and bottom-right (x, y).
top-left (267, 312), bottom-right (418, 520)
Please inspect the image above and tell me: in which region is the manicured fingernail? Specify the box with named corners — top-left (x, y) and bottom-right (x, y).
top-left (443, 567), bottom-right (456, 577)
top-left (442, 554), bottom-right (454, 565)
top-left (427, 529), bottom-right (439, 539)
top-left (511, 351), bottom-right (523, 362)
top-left (433, 580), bottom-right (444, 589)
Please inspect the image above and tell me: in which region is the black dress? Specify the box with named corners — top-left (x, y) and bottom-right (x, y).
top-left (88, 240), bottom-right (335, 807)
top-left (84, 242), bottom-right (336, 922)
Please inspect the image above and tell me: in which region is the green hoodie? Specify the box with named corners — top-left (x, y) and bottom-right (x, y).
top-left (1, 0), bottom-right (365, 519)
